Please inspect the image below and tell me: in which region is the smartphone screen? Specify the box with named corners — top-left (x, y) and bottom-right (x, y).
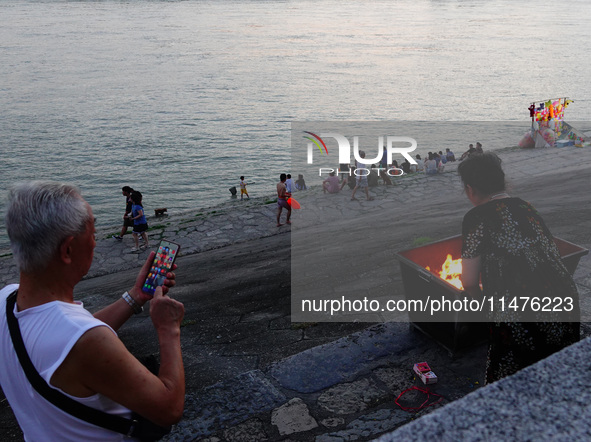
top-left (142, 240), bottom-right (180, 296)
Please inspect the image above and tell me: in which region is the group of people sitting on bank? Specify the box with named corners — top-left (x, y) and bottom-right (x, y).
top-left (322, 146), bottom-right (459, 194)
top-left (459, 142), bottom-right (484, 161)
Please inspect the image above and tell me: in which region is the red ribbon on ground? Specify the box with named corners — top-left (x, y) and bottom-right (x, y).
top-left (395, 386), bottom-right (443, 412)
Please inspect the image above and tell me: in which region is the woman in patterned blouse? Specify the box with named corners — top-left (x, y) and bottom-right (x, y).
top-left (458, 152), bottom-right (580, 384)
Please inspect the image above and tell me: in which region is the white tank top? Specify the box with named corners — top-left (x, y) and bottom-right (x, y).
top-left (0, 284), bottom-right (135, 441)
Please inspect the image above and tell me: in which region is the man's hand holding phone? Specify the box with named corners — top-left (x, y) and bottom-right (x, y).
top-left (129, 247), bottom-right (178, 306)
top-left (141, 240), bottom-right (181, 297)
top-left (131, 242), bottom-right (184, 343)
top-left (95, 244), bottom-right (180, 332)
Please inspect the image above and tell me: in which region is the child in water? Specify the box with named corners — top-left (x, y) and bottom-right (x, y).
top-left (239, 176), bottom-right (250, 200)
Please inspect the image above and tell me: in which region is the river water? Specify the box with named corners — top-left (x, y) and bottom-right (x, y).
top-left (1, 0), bottom-right (591, 252)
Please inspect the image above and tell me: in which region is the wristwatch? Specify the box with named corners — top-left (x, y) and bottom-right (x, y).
top-left (122, 291), bottom-right (143, 314)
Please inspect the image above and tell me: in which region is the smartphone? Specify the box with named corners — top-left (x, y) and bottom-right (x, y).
top-left (142, 240), bottom-right (181, 296)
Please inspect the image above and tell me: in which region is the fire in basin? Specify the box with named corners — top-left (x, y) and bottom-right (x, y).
top-left (426, 254), bottom-right (464, 291)
top-left (396, 235), bottom-right (588, 355)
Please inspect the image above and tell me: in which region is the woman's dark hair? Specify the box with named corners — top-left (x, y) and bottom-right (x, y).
top-left (458, 152), bottom-right (505, 196)
top-left (130, 190), bottom-right (143, 206)
top-left (122, 186), bottom-right (134, 193)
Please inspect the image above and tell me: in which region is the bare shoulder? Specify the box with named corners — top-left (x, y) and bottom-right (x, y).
top-left (50, 325), bottom-right (124, 397)
top-left (77, 324), bottom-right (120, 348)
top-left (71, 325), bottom-right (142, 383)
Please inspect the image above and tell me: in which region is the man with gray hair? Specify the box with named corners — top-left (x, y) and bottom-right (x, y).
top-left (0, 181), bottom-right (185, 441)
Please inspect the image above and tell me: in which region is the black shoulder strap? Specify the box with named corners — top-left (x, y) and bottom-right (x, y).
top-left (5, 291), bottom-right (169, 440)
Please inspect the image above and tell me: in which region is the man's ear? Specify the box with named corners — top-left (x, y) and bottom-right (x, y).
top-left (59, 236), bottom-right (75, 264)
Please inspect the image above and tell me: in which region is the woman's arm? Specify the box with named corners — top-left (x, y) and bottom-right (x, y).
top-left (461, 256), bottom-right (482, 297)
top-left (132, 208), bottom-right (143, 220)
